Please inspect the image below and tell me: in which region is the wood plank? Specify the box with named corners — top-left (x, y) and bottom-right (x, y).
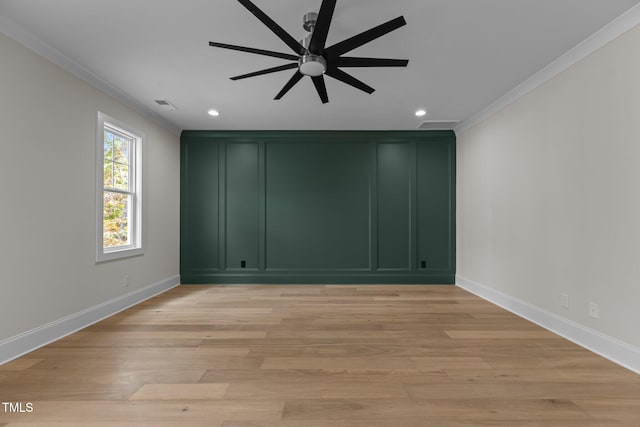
top-left (0, 384), bottom-right (139, 401)
top-left (0, 401), bottom-right (283, 423)
top-left (221, 419), bottom-right (624, 427)
top-left (0, 358), bottom-right (42, 371)
top-left (445, 330), bottom-right (560, 339)
top-left (260, 356), bottom-right (491, 370)
top-left (405, 381), bottom-right (640, 399)
top-left (29, 356), bottom-right (264, 371)
top-left (224, 380), bottom-right (408, 399)
top-left (74, 331), bottom-right (268, 340)
top-left (199, 368), bottom-right (449, 385)
top-left (265, 329), bottom-right (448, 339)
top-left (0, 369), bottom-right (205, 386)
top-left (574, 398), bottom-right (640, 421)
top-left (4, 423), bottom-right (218, 427)
top-left (281, 398), bottom-right (590, 421)
top-left (130, 383), bottom-right (229, 400)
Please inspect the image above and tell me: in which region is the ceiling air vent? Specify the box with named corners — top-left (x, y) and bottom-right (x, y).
top-left (418, 120), bottom-right (459, 130)
top-left (154, 99), bottom-right (178, 111)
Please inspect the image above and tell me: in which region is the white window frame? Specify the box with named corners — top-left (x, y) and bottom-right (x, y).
top-left (96, 111), bottom-right (144, 262)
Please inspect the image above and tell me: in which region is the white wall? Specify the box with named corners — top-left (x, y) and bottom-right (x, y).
top-left (0, 33), bottom-right (180, 343)
top-left (457, 24), bottom-right (640, 349)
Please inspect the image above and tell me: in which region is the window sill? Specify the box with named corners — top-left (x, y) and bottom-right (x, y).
top-left (96, 247), bottom-right (144, 263)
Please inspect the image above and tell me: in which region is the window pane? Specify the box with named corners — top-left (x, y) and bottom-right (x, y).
top-left (104, 161), bottom-right (113, 188)
top-left (113, 134), bottom-right (130, 164)
top-left (103, 191), bottom-right (130, 248)
top-left (104, 130), bottom-right (114, 161)
top-left (113, 162), bottom-right (129, 191)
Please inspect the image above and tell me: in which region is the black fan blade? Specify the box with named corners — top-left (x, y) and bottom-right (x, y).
top-left (311, 75), bottom-right (329, 104)
top-left (209, 42), bottom-right (298, 61)
top-left (309, 0), bottom-right (337, 54)
top-left (237, 0), bottom-right (305, 55)
top-left (231, 63), bottom-right (298, 80)
top-left (325, 16), bottom-right (407, 56)
top-left (336, 57), bottom-right (409, 68)
top-left (275, 71), bottom-right (304, 100)
top-left (326, 68), bottom-right (375, 94)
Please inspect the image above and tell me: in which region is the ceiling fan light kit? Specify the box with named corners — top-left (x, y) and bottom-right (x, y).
top-left (208, 0), bottom-right (409, 104)
top-left (298, 55), bottom-right (327, 77)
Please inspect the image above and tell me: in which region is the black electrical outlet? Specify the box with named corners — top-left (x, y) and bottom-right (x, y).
top-left (240, 260), bottom-right (247, 268)
top-left (420, 260), bottom-right (427, 269)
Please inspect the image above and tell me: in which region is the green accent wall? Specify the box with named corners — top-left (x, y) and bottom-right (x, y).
top-left (180, 131), bottom-right (455, 284)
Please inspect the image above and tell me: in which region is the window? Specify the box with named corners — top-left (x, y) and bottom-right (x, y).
top-left (96, 111), bottom-right (143, 261)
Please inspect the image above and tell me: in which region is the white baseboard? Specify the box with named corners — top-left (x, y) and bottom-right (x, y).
top-left (456, 275), bottom-right (640, 375)
top-left (0, 275), bottom-right (180, 365)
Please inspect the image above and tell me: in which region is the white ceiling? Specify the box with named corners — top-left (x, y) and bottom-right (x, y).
top-left (1, 0), bottom-right (639, 132)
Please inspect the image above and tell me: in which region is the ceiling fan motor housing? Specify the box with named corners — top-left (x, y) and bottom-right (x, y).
top-left (298, 11), bottom-right (326, 76)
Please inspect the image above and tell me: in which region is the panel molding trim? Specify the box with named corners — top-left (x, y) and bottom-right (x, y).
top-left (456, 275), bottom-right (640, 375)
top-left (0, 275), bottom-right (180, 365)
top-left (181, 130), bottom-right (456, 284)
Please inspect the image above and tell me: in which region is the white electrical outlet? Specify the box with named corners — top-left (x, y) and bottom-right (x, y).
top-left (588, 302), bottom-right (599, 319)
top-left (123, 275), bottom-right (129, 287)
top-left (561, 293), bottom-right (569, 309)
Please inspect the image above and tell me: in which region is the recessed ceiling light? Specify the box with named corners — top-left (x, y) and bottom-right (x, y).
top-left (208, 109), bottom-right (220, 117)
top-left (415, 109), bottom-right (427, 117)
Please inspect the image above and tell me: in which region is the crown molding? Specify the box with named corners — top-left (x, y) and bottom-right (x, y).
top-left (0, 14), bottom-right (181, 135)
top-left (455, 4), bottom-right (640, 134)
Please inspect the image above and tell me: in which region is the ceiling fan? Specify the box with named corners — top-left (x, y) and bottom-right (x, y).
top-left (209, 0), bottom-right (409, 104)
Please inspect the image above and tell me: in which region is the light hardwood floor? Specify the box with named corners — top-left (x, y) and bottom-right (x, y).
top-left (1, 285), bottom-right (639, 426)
